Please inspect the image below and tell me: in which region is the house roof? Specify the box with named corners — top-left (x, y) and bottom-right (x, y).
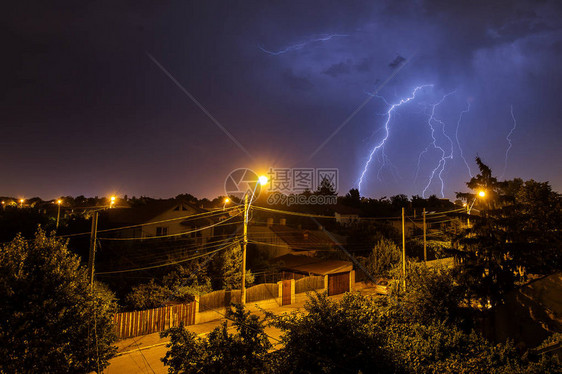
top-left (103, 199), bottom-right (209, 226)
top-left (273, 254), bottom-right (353, 275)
top-left (269, 224), bottom-right (336, 250)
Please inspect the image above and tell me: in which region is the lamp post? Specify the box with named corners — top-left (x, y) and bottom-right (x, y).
top-left (19, 199), bottom-right (24, 208)
top-left (241, 175), bottom-right (268, 305)
top-left (56, 199), bottom-right (62, 230)
top-left (88, 196), bottom-right (118, 285)
top-left (466, 190), bottom-right (486, 227)
top-left (223, 197), bottom-right (230, 211)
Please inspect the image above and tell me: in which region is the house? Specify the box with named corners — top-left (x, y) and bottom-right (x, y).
top-left (248, 218), bottom-right (342, 258)
top-left (101, 199), bottom-right (217, 244)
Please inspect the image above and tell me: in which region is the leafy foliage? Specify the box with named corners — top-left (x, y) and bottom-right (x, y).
top-left (454, 157), bottom-right (562, 306)
top-left (0, 230), bottom-right (117, 373)
top-left (125, 265), bottom-right (212, 310)
top-left (161, 304), bottom-right (271, 373)
top-left (210, 243), bottom-right (254, 290)
top-left (266, 292), bottom-right (560, 373)
top-left (364, 237), bottom-right (401, 278)
top-left (266, 292), bottom-right (394, 373)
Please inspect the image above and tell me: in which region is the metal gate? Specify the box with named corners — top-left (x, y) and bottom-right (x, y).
top-left (282, 279), bottom-right (292, 305)
top-left (328, 272), bottom-right (349, 296)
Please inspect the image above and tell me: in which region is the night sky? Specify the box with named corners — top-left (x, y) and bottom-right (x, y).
top-left (3, 1), bottom-right (562, 200)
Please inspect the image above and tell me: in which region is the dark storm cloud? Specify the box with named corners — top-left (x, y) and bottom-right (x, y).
top-left (323, 60), bottom-right (352, 77)
top-left (282, 69), bottom-right (314, 91)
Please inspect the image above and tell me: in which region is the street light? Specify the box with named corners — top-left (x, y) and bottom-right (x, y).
top-left (466, 190), bottom-right (486, 227)
top-left (223, 197), bottom-right (230, 211)
top-left (56, 199), bottom-right (62, 230)
top-left (241, 175), bottom-right (268, 305)
top-left (19, 199), bottom-right (24, 208)
top-left (110, 196), bottom-right (116, 208)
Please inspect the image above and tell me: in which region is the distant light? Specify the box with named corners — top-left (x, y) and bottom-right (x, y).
top-left (224, 198), bottom-right (230, 203)
top-left (1, 201), bottom-right (4, 205)
top-left (20, 199), bottom-right (24, 203)
top-left (478, 190), bottom-right (486, 197)
top-left (463, 203), bottom-right (467, 207)
top-left (258, 175), bottom-right (268, 186)
top-left (57, 199), bottom-right (62, 205)
top-left (110, 196), bottom-right (116, 202)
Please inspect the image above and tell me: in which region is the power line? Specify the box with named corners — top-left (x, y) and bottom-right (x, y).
top-left (98, 212), bottom-right (242, 241)
top-left (96, 239), bottom-right (241, 275)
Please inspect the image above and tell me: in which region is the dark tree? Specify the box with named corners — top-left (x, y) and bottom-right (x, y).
top-left (0, 230), bottom-right (117, 373)
top-left (454, 158), bottom-right (562, 307)
top-left (161, 304), bottom-right (272, 373)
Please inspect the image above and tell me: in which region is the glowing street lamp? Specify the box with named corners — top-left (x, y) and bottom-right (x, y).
top-left (241, 175), bottom-right (268, 305)
top-left (110, 196), bottom-right (116, 208)
top-left (222, 197), bottom-right (230, 210)
top-left (466, 189), bottom-right (486, 227)
top-left (19, 199), bottom-right (24, 208)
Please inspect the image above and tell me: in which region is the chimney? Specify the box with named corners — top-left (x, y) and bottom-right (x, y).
top-left (280, 218), bottom-right (286, 226)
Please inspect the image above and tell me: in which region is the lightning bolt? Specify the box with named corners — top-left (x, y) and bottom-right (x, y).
top-left (358, 85), bottom-right (432, 193)
top-left (455, 100), bottom-right (473, 178)
top-left (421, 90), bottom-right (456, 198)
top-left (258, 34), bottom-right (348, 55)
top-left (501, 105), bottom-right (517, 179)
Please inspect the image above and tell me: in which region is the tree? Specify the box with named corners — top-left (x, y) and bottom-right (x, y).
top-left (397, 264), bottom-right (467, 327)
top-left (268, 293), bottom-right (560, 373)
top-left (210, 243), bottom-right (254, 290)
top-left (364, 237), bottom-right (401, 278)
top-left (161, 304), bottom-right (272, 373)
top-left (0, 230), bottom-right (117, 373)
top-left (267, 292), bottom-right (394, 373)
top-left (125, 264), bottom-right (212, 310)
top-left (455, 157), bottom-right (562, 307)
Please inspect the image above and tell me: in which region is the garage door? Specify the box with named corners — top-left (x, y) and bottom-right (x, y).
top-left (328, 272), bottom-right (349, 296)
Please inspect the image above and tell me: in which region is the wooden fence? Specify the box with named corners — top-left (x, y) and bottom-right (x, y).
top-left (246, 283), bottom-right (279, 303)
top-left (295, 275), bottom-right (325, 294)
top-left (113, 302), bottom-right (196, 339)
top-left (199, 289), bottom-right (241, 312)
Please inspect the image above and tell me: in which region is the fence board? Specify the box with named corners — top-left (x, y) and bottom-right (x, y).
top-left (114, 301), bottom-right (196, 339)
top-left (295, 275), bottom-right (325, 294)
top-left (246, 283), bottom-right (279, 303)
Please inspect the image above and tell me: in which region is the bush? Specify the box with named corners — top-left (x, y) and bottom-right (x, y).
top-left (0, 230), bottom-right (117, 373)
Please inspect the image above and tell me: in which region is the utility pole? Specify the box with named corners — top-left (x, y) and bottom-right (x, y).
top-left (88, 211), bottom-right (99, 285)
top-left (241, 193), bottom-right (248, 305)
top-left (56, 200), bottom-right (62, 230)
top-left (423, 208), bottom-right (427, 263)
top-left (401, 207), bottom-right (406, 291)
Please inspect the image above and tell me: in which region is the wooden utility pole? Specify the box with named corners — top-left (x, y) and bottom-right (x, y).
top-left (423, 208), bottom-right (427, 263)
top-left (241, 194), bottom-right (248, 305)
top-left (87, 211), bottom-right (99, 285)
top-left (402, 207), bottom-right (406, 291)
top-left (56, 202), bottom-right (61, 230)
